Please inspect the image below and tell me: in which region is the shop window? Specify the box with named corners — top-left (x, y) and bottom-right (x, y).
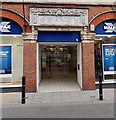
top-left (0, 17), bottom-right (23, 85)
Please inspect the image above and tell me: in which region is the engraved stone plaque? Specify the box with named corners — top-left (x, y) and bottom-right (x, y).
top-left (30, 8), bottom-right (88, 26)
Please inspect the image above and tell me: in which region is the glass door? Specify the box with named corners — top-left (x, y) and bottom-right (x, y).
top-left (41, 45), bottom-right (77, 81)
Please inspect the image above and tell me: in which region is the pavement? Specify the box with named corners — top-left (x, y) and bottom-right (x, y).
top-left (1, 88), bottom-right (114, 105)
top-left (1, 88), bottom-right (115, 118)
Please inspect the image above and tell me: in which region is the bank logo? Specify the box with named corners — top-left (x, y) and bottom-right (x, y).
top-left (104, 23), bottom-right (116, 33)
top-left (0, 22), bottom-right (11, 32)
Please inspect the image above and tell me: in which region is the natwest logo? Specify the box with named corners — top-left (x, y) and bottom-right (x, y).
top-left (104, 23), bottom-right (116, 33)
top-left (0, 22), bottom-right (11, 32)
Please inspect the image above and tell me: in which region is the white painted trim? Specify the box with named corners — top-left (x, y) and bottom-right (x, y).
top-left (0, 44), bottom-right (13, 46)
top-left (82, 41), bottom-right (94, 43)
top-left (102, 44), bottom-right (116, 45)
top-left (0, 84), bottom-right (22, 88)
top-left (0, 35), bottom-right (22, 36)
top-left (80, 43), bottom-right (82, 89)
top-left (96, 80), bottom-right (116, 84)
top-left (0, 74), bottom-right (12, 78)
top-left (1, 8), bottom-right (29, 24)
top-left (104, 71), bottom-right (116, 75)
top-left (11, 45), bottom-right (13, 83)
top-left (89, 10), bottom-right (116, 24)
top-left (95, 35), bottom-right (116, 37)
top-left (77, 43), bottom-right (83, 89)
top-left (37, 43), bottom-right (42, 90)
top-left (102, 44), bottom-right (105, 81)
top-left (38, 27), bottom-right (83, 32)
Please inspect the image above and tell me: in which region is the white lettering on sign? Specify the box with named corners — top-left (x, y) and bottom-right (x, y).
top-left (104, 23), bottom-right (116, 33)
top-left (0, 51), bottom-right (9, 56)
top-left (109, 67), bottom-right (114, 71)
top-left (105, 48), bottom-right (116, 56)
top-left (0, 70), bottom-right (5, 73)
top-left (0, 22), bottom-right (11, 32)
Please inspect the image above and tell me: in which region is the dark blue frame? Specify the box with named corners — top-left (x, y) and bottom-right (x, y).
top-left (37, 31), bottom-right (81, 42)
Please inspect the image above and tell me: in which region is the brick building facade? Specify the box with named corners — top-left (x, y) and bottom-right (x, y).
top-left (1, 0), bottom-right (116, 92)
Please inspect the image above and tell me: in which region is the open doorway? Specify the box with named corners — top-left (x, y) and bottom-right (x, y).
top-left (38, 45), bottom-right (81, 92)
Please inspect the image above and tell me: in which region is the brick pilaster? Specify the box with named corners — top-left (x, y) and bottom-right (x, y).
top-left (22, 31), bottom-right (38, 92)
top-left (81, 33), bottom-right (96, 90)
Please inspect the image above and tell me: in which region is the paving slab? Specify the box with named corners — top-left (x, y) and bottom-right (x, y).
top-left (1, 88), bottom-right (114, 106)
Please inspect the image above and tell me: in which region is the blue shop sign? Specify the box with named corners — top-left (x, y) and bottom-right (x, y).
top-left (102, 44), bottom-right (116, 73)
top-left (0, 45), bottom-right (12, 74)
top-left (95, 19), bottom-right (116, 35)
top-left (38, 31), bottom-right (81, 42)
top-left (0, 18), bottom-right (23, 35)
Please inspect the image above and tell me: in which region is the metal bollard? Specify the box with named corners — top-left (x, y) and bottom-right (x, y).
top-left (22, 76), bottom-right (26, 104)
top-left (99, 73), bottom-right (103, 100)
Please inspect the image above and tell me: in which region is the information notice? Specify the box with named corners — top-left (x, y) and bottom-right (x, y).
top-left (102, 44), bottom-right (116, 74)
top-left (0, 45), bottom-right (12, 74)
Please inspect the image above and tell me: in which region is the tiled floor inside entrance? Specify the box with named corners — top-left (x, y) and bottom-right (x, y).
top-left (39, 78), bottom-right (80, 92)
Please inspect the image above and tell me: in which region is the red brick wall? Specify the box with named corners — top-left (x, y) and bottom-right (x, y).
top-left (0, 7), bottom-right (31, 32)
top-left (2, 3), bottom-right (115, 26)
top-left (23, 42), bottom-right (37, 92)
top-left (82, 42), bottom-right (96, 90)
top-left (90, 12), bottom-right (116, 28)
top-left (1, 3), bottom-right (115, 91)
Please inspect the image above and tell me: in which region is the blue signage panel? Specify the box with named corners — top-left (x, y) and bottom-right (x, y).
top-left (0, 17), bottom-right (23, 35)
top-left (102, 44), bottom-right (116, 73)
top-left (0, 46), bottom-right (12, 74)
top-left (38, 31), bottom-right (81, 42)
top-left (95, 19), bottom-right (116, 35)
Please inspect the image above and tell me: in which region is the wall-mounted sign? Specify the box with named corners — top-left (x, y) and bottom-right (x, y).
top-left (0, 22), bottom-right (11, 32)
top-left (0, 45), bottom-right (12, 75)
top-left (95, 19), bottom-right (116, 35)
top-left (0, 18), bottom-right (23, 34)
top-left (38, 31), bottom-right (81, 42)
top-left (104, 23), bottom-right (116, 33)
top-left (102, 44), bottom-right (116, 75)
top-left (30, 8), bottom-right (88, 27)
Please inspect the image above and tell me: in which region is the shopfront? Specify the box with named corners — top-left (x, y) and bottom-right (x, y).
top-left (26, 7), bottom-right (94, 92)
top-left (2, 0), bottom-right (115, 92)
top-left (0, 17), bottom-right (23, 86)
top-left (94, 19), bottom-right (116, 83)
top-left (23, 7), bottom-right (96, 92)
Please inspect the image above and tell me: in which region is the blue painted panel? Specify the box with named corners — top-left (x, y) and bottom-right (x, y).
top-left (0, 17), bottom-right (23, 35)
top-left (37, 31), bottom-right (81, 42)
top-left (102, 44), bottom-right (116, 72)
top-left (95, 19), bottom-right (116, 35)
top-left (0, 46), bottom-right (12, 74)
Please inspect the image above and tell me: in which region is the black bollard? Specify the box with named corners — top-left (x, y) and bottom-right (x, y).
top-left (22, 76), bottom-right (26, 104)
top-left (99, 73), bottom-right (103, 100)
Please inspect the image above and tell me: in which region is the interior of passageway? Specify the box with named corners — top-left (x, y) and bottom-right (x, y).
top-left (39, 45), bottom-right (80, 92)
